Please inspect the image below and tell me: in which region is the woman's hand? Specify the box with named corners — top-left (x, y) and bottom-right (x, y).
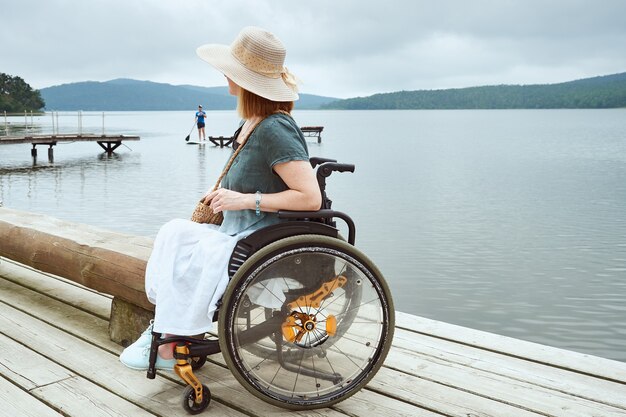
top-left (204, 188), bottom-right (253, 213)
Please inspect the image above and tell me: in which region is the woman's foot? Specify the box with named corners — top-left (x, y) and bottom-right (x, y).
top-left (119, 321), bottom-right (176, 371)
top-left (120, 344), bottom-right (176, 371)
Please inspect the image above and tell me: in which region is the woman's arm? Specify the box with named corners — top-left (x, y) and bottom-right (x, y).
top-left (205, 160), bottom-right (321, 213)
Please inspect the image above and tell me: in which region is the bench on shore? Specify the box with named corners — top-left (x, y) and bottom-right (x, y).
top-left (0, 207), bottom-right (154, 345)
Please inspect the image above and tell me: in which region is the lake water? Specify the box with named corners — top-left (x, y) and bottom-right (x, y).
top-left (1, 109), bottom-right (626, 361)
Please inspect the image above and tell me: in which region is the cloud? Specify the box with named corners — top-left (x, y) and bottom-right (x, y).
top-left (1, 0), bottom-right (625, 98)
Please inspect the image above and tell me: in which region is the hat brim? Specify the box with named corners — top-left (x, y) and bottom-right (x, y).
top-left (196, 44), bottom-right (299, 102)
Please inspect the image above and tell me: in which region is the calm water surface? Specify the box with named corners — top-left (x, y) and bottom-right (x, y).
top-left (1, 109), bottom-right (625, 361)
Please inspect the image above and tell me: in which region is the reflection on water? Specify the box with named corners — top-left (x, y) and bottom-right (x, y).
top-left (1, 109), bottom-right (626, 362)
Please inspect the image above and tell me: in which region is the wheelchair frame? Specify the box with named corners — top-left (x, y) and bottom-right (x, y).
top-left (145, 157), bottom-right (394, 414)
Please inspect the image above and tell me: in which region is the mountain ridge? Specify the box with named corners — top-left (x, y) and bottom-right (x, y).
top-left (39, 72), bottom-right (626, 111)
top-left (40, 79), bottom-right (338, 111)
top-left (323, 72), bottom-right (626, 109)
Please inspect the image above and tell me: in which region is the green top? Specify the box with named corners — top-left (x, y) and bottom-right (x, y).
top-left (219, 113), bottom-right (310, 236)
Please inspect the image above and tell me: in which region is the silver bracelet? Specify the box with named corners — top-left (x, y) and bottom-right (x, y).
top-left (255, 191), bottom-right (262, 216)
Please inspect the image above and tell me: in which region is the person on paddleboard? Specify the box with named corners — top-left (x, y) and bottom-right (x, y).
top-left (195, 105), bottom-right (207, 141)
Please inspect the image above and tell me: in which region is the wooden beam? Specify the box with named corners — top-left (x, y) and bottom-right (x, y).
top-left (0, 207), bottom-right (154, 311)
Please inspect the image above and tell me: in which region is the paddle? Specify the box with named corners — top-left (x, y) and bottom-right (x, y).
top-left (184, 122), bottom-right (196, 142)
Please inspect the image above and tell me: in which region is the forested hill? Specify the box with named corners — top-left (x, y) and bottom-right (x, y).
top-left (323, 72), bottom-right (626, 110)
top-left (0, 73), bottom-right (45, 112)
top-left (40, 79), bottom-right (337, 111)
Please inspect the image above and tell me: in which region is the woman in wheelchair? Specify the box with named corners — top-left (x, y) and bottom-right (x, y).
top-left (120, 27), bottom-right (394, 414)
top-left (121, 26), bottom-right (319, 369)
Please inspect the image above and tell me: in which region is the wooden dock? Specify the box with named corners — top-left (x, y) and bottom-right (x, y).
top-left (0, 134), bottom-right (140, 159)
top-left (1, 257), bottom-right (625, 417)
top-left (208, 136), bottom-right (234, 148)
top-left (301, 126), bottom-right (323, 143)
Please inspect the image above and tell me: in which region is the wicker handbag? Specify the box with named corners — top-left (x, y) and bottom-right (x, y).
top-left (190, 198), bottom-right (224, 225)
top-left (190, 117), bottom-right (265, 224)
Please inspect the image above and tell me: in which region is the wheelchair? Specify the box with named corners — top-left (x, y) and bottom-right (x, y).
top-left (146, 157), bottom-right (395, 414)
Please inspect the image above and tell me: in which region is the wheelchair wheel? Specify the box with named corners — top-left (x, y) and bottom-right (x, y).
top-left (189, 355), bottom-right (207, 370)
top-left (219, 234), bottom-right (394, 410)
top-left (181, 384), bottom-right (211, 414)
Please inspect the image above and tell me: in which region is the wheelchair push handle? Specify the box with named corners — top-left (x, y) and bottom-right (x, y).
top-left (316, 162), bottom-right (355, 197)
top-left (318, 162), bottom-right (355, 176)
top-left (310, 157), bottom-right (337, 168)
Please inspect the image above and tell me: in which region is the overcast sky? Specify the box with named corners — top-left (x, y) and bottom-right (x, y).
top-left (2, 0), bottom-right (626, 98)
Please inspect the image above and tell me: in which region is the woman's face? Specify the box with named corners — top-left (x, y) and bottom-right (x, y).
top-left (226, 76), bottom-right (240, 96)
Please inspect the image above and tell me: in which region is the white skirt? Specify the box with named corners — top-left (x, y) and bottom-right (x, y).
top-left (145, 218), bottom-right (242, 335)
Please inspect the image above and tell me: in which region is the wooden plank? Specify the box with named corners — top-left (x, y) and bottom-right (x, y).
top-left (0, 303), bottom-right (247, 417)
top-left (332, 390), bottom-right (439, 417)
top-left (367, 367), bottom-right (544, 417)
top-left (396, 311), bottom-right (626, 384)
top-left (383, 343), bottom-right (626, 417)
top-left (0, 376), bottom-right (63, 417)
top-left (32, 376), bottom-right (156, 417)
top-left (0, 275), bottom-right (118, 353)
top-left (0, 334), bottom-right (155, 417)
top-left (0, 258), bottom-right (112, 321)
top-left (392, 327), bottom-right (626, 410)
top-left (0, 333), bottom-right (73, 390)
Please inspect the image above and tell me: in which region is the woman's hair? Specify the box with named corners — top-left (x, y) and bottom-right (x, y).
top-left (237, 88), bottom-right (293, 119)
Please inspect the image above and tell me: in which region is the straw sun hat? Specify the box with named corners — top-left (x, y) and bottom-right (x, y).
top-left (196, 26), bottom-right (299, 102)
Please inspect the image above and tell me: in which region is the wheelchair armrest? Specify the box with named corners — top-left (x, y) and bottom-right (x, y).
top-left (278, 209), bottom-right (356, 245)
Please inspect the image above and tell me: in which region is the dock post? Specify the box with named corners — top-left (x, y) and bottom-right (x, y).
top-left (48, 145), bottom-right (54, 162)
top-left (109, 297), bottom-right (154, 346)
top-left (31, 144), bottom-right (37, 158)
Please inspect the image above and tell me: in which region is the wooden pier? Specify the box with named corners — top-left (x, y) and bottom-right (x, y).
top-left (208, 136), bottom-right (234, 148)
top-left (0, 208), bottom-right (625, 416)
top-left (1, 259), bottom-right (626, 417)
top-left (0, 134), bottom-right (140, 160)
top-left (301, 126), bottom-right (324, 143)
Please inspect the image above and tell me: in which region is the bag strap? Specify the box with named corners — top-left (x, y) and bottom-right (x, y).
top-left (208, 113), bottom-right (271, 191)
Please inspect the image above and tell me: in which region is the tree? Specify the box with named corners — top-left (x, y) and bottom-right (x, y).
top-left (0, 73), bottom-right (45, 112)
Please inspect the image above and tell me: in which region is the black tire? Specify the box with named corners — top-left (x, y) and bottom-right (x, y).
top-left (182, 384), bottom-right (211, 414)
top-left (219, 235), bottom-right (394, 410)
top-left (189, 355), bottom-right (207, 370)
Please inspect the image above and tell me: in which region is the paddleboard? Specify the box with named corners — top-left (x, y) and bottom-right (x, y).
top-left (186, 141), bottom-right (206, 145)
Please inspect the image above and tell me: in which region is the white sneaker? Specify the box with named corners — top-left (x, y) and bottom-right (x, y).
top-left (125, 320), bottom-right (154, 350)
top-left (120, 345), bottom-right (176, 371)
